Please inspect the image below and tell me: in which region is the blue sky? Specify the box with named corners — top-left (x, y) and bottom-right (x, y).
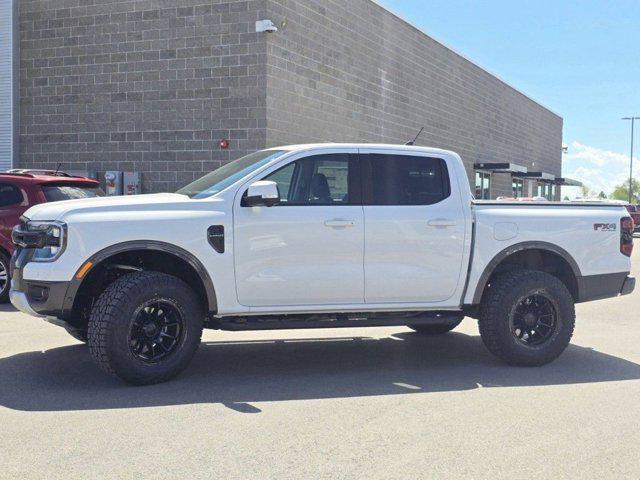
top-left (378, 0), bottom-right (640, 195)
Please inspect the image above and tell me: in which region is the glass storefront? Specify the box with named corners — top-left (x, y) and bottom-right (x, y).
top-left (512, 178), bottom-right (524, 198)
top-left (475, 171), bottom-right (491, 199)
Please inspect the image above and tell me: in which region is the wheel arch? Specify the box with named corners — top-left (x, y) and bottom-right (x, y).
top-left (63, 241), bottom-right (217, 320)
top-left (471, 241), bottom-right (582, 305)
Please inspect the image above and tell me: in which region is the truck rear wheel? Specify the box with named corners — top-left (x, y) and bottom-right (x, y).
top-left (479, 270), bottom-right (575, 366)
top-left (409, 316), bottom-right (463, 335)
top-left (87, 271), bottom-right (204, 385)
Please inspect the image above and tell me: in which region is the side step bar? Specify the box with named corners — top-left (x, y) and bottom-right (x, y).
top-left (209, 311), bottom-right (464, 332)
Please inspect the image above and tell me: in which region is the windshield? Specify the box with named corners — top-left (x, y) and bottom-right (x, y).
top-left (176, 150), bottom-right (286, 198)
top-left (42, 185), bottom-right (105, 202)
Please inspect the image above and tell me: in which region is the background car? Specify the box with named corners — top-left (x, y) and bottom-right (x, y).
top-left (0, 171), bottom-right (103, 302)
top-left (625, 204), bottom-right (640, 232)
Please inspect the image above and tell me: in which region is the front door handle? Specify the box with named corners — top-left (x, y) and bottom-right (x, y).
top-left (324, 219), bottom-right (356, 228)
top-left (428, 218), bottom-right (457, 228)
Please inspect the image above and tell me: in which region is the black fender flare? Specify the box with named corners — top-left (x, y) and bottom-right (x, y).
top-left (470, 241), bottom-right (582, 305)
top-left (61, 240), bottom-right (217, 315)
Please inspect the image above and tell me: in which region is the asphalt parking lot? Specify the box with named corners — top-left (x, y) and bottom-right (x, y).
top-left (1, 248), bottom-right (639, 479)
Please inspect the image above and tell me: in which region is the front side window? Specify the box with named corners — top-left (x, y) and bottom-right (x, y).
top-left (0, 183), bottom-right (24, 207)
top-left (475, 171), bottom-right (491, 200)
top-left (262, 154), bottom-right (354, 206)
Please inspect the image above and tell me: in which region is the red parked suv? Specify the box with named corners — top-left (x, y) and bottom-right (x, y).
top-left (625, 205), bottom-right (640, 232)
top-left (0, 171), bottom-right (103, 302)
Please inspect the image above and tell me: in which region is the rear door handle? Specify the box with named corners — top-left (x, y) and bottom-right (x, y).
top-left (324, 219), bottom-right (356, 228)
top-left (428, 218), bottom-right (457, 228)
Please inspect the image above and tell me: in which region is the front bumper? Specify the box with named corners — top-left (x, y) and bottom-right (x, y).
top-left (10, 247), bottom-right (72, 318)
top-left (9, 289), bottom-right (43, 317)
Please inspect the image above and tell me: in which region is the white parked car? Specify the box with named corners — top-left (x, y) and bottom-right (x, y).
top-left (10, 144), bottom-right (635, 384)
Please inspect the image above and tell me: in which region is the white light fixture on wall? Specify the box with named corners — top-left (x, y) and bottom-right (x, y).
top-left (256, 20), bottom-right (278, 33)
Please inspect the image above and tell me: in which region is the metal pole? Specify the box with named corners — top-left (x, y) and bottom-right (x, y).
top-left (631, 118), bottom-right (635, 204)
top-left (623, 117), bottom-right (639, 203)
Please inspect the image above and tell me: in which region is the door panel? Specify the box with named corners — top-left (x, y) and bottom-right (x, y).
top-left (233, 152), bottom-right (365, 307)
top-left (361, 151), bottom-right (466, 303)
top-left (0, 183), bottom-right (30, 251)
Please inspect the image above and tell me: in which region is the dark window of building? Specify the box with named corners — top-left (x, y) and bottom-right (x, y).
top-left (0, 183), bottom-right (23, 207)
top-left (364, 154), bottom-right (450, 206)
top-left (512, 178), bottom-right (524, 198)
top-left (263, 154), bottom-right (357, 206)
top-left (475, 171), bottom-right (491, 200)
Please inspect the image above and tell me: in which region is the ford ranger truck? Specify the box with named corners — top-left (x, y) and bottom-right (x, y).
top-left (9, 144), bottom-right (636, 385)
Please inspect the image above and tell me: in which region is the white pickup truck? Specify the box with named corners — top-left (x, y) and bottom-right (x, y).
top-left (10, 144), bottom-right (635, 384)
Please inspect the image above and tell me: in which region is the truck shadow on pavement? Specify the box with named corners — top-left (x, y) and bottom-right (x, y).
top-left (0, 332), bottom-right (639, 413)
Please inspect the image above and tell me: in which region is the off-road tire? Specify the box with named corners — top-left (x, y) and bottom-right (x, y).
top-left (479, 269), bottom-right (575, 366)
top-left (87, 271), bottom-right (204, 385)
top-left (0, 251), bottom-right (11, 303)
top-left (409, 317), bottom-right (463, 335)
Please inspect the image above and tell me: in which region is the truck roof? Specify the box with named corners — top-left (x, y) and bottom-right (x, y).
top-left (267, 143), bottom-right (458, 156)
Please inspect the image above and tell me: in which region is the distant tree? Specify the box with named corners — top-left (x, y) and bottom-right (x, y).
top-left (563, 196), bottom-right (570, 201)
top-left (580, 184), bottom-right (595, 198)
top-left (611, 179), bottom-right (640, 203)
top-left (598, 191), bottom-right (607, 199)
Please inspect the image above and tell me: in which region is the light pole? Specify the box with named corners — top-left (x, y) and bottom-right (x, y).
top-left (622, 117), bottom-right (640, 203)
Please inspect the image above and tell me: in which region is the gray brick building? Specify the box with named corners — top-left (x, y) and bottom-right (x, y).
top-left (10, 0), bottom-right (565, 198)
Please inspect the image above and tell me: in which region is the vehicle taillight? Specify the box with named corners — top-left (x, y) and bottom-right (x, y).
top-left (621, 217), bottom-right (634, 257)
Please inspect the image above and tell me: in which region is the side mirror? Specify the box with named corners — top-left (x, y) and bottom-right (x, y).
top-left (242, 180), bottom-right (280, 207)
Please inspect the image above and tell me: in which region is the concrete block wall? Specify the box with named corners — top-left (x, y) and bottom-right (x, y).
top-left (18, 0), bottom-right (268, 193)
top-left (264, 0), bottom-right (563, 198)
top-left (17, 0), bottom-right (563, 197)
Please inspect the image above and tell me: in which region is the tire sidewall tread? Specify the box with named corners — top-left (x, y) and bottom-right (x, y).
top-left (479, 269), bottom-right (575, 366)
top-left (87, 271), bottom-right (204, 385)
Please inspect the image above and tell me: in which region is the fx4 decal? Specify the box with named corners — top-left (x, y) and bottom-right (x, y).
top-left (594, 223), bottom-right (617, 232)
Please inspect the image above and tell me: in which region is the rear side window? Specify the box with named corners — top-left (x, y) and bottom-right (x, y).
top-left (0, 183), bottom-right (24, 207)
top-left (42, 185), bottom-right (104, 202)
top-left (364, 154), bottom-right (450, 205)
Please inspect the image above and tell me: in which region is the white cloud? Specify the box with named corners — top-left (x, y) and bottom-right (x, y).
top-left (563, 141), bottom-right (636, 195)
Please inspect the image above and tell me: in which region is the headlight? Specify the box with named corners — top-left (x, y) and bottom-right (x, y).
top-left (25, 221), bottom-right (67, 262)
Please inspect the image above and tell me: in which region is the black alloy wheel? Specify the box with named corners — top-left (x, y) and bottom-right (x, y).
top-left (129, 299), bottom-right (184, 362)
top-left (510, 294), bottom-right (557, 346)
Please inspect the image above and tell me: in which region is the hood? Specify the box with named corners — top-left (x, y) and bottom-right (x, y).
top-left (24, 193), bottom-right (195, 221)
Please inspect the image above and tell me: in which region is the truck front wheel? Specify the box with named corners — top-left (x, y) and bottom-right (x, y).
top-left (479, 270), bottom-right (575, 366)
top-left (87, 271), bottom-right (204, 385)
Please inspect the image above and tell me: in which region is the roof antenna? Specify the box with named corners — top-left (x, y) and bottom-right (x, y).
top-left (406, 127), bottom-right (424, 146)
top-left (54, 162), bottom-right (62, 175)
